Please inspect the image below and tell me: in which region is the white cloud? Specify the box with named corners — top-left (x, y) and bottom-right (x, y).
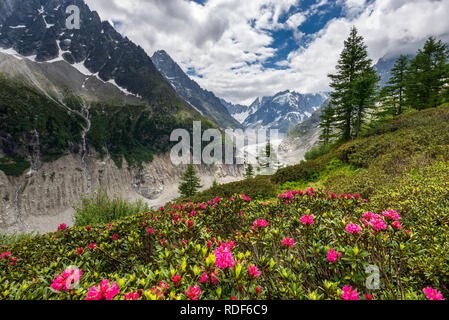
top-left (85, 0), bottom-right (449, 105)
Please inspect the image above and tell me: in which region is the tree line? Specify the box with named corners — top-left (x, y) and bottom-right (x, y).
top-left (320, 27), bottom-right (449, 145)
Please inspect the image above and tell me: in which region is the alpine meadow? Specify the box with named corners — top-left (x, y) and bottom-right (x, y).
top-left (1, 0), bottom-right (449, 308)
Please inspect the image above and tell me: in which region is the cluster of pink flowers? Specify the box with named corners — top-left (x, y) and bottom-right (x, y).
top-left (278, 190), bottom-right (294, 200)
top-left (57, 223), bottom-right (67, 231)
top-left (214, 241), bottom-right (235, 269)
top-left (362, 211), bottom-right (402, 231)
top-left (346, 223), bottom-right (361, 234)
top-left (281, 238), bottom-right (294, 248)
top-left (248, 265), bottom-right (260, 278)
top-left (422, 287), bottom-right (445, 300)
top-left (86, 280), bottom-right (120, 300)
top-left (144, 281), bottom-right (170, 300)
top-left (252, 219), bottom-right (269, 229)
top-left (341, 286), bottom-right (360, 300)
top-left (185, 285), bottom-right (202, 300)
top-left (382, 210), bottom-right (400, 220)
top-left (327, 248), bottom-right (342, 262)
top-left (240, 194), bottom-right (251, 202)
top-left (51, 267), bottom-right (83, 292)
top-left (171, 274), bottom-right (182, 286)
top-left (392, 221), bottom-right (402, 230)
top-left (2, 252), bottom-right (18, 266)
top-left (0, 252), bottom-right (11, 260)
top-left (125, 291), bottom-right (140, 300)
top-left (200, 272), bottom-right (218, 285)
top-left (300, 215), bottom-right (314, 225)
top-left (368, 214), bottom-right (387, 231)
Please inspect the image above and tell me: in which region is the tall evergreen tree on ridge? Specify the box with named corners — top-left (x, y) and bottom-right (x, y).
top-left (378, 55), bottom-right (409, 118)
top-left (178, 164), bottom-right (203, 198)
top-left (405, 37), bottom-right (449, 110)
top-left (328, 26), bottom-right (378, 141)
top-left (319, 104), bottom-right (336, 146)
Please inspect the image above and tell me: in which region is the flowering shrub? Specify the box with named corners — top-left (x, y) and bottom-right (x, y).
top-left (0, 187), bottom-right (446, 300)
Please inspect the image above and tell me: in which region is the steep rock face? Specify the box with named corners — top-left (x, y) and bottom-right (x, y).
top-left (242, 91), bottom-right (328, 134)
top-left (151, 50), bottom-right (241, 129)
top-left (0, 0), bottom-right (192, 112)
top-left (0, 151), bottom-right (244, 234)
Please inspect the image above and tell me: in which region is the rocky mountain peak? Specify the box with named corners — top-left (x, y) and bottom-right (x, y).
top-left (0, 0), bottom-right (192, 113)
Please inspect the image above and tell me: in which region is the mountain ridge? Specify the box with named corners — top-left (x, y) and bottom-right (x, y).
top-left (151, 49), bottom-right (241, 129)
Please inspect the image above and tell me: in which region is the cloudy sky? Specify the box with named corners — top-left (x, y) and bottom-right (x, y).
top-left (84, 0), bottom-right (449, 105)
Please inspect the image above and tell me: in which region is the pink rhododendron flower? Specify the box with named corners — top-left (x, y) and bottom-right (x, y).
top-left (125, 291), bottom-right (140, 300)
top-left (392, 221), bottom-right (402, 230)
top-left (341, 286), bottom-right (360, 300)
top-left (300, 215), bottom-right (314, 225)
top-left (423, 287), bottom-right (445, 300)
top-left (282, 238), bottom-right (294, 248)
top-left (327, 248), bottom-right (342, 262)
top-left (57, 223), bottom-right (67, 231)
top-left (248, 265), bottom-right (260, 278)
top-left (76, 248), bottom-right (84, 255)
top-left (159, 281), bottom-right (170, 292)
top-left (0, 252), bottom-right (11, 260)
top-left (86, 279), bottom-right (119, 300)
top-left (147, 228), bottom-right (154, 234)
top-left (214, 242), bottom-right (235, 269)
top-left (200, 272), bottom-right (218, 285)
top-left (185, 285), bottom-right (201, 300)
top-left (346, 224), bottom-right (361, 234)
top-left (253, 219), bottom-right (269, 229)
top-left (171, 274), bottom-right (182, 286)
top-left (382, 210), bottom-right (400, 220)
top-left (88, 243), bottom-right (97, 249)
top-left (51, 267), bottom-right (83, 292)
top-left (368, 214), bottom-right (387, 232)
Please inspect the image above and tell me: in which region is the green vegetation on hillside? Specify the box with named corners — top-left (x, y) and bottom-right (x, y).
top-left (322, 32), bottom-right (449, 146)
top-left (0, 75), bottom-right (219, 174)
top-left (275, 105), bottom-right (449, 196)
top-left (0, 76), bottom-right (86, 175)
top-left (73, 190), bottom-right (150, 227)
top-left (191, 175), bottom-right (278, 203)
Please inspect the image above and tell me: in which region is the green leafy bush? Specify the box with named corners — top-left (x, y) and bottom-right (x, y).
top-left (190, 175), bottom-right (278, 203)
top-left (0, 157), bottom-right (31, 177)
top-left (72, 190), bottom-right (150, 226)
top-left (0, 189), bottom-right (444, 300)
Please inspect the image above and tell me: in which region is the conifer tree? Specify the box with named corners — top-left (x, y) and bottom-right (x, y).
top-left (352, 68), bottom-right (379, 137)
top-left (178, 164), bottom-right (202, 198)
top-left (405, 37), bottom-right (449, 110)
top-left (328, 26), bottom-right (378, 141)
top-left (245, 164), bottom-right (254, 180)
top-left (319, 104), bottom-right (335, 145)
top-left (378, 55), bottom-right (409, 119)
